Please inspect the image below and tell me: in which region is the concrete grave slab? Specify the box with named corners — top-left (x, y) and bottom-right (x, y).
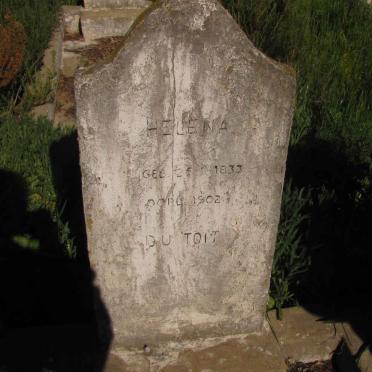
top-left (76, 0), bottom-right (296, 347)
top-left (267, 307), bottom-right (341, 363)
top-left (80, 7), bottom-right (148, 41)
top-left (84, 0), bottom-right (152, 9)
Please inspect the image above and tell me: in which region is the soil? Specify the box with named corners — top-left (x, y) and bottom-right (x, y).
top-left (55, 75), bottom-right (75, 119)
top-left (64, 32), bottom-right (84, 42)
top-left (78, 36), bottom-right (126, 65)
top-left (287, 359), bottom-right (335, 372)
top-left (56, 76), bottom-right (74, 104)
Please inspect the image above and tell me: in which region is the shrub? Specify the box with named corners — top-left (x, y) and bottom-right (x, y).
top-left (0, 12), bottom-right (25, 88)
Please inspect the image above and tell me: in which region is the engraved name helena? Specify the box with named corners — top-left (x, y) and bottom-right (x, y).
top-left (146, 113), bottom-right (228, 137)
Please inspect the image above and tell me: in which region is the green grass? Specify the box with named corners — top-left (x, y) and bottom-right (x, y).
top-left (223, 0), bottom-right (372, 312)
top-left (268, 182), bottom-right (311, 318)
top-left (0, 116), bottom-right (76, 257)
top-left (0, 116), bottom-right (66, 212)
top-left (223, 0), bottom-right (372, 149)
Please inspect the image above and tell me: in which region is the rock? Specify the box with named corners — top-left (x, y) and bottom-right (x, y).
top-left (62, 5), bottom-right (83, 35)
top-left (267, 307), bottom-right (341, 363)
top-left (359, 349), bottom-right (372, 372)
top-left (30, 103), bottom-right (53, 120)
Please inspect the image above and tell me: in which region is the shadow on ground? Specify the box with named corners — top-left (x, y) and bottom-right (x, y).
top-left (2, 127), bottom-right (372, 370)
top-left (286, 135), bottom-right (372, 362)
top-left (0, 132), bottom-right (112, 371)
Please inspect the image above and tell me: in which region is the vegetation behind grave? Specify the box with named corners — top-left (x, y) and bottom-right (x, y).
top-left (0, 0), bottom-right (371, 324)
top-left (0, 0), bottom-right (76, 114)
top-left (0, 2), bottom-right (78, 255)
top-left (224, 0), bottom-right (372, 314)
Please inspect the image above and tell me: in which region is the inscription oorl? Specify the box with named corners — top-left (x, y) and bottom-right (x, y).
top-left (146, 113), bottom-right (228, 137)
top-left (145, 193), bottom-right (227, 208)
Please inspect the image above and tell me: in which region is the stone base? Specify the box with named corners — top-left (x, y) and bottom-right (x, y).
top-left (80, 7), bottom-right (148, 42)
top-left (107, 331), bottom-right (287, 372)
top-left (101, 307), bottom-right (369, 371)
top-left (84, 0), bottom-right (152, 9)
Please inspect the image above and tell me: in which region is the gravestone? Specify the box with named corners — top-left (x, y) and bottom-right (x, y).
top-left (75, 0), bottom-right (296, 347)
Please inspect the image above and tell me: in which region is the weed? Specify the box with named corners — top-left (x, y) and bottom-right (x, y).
top-left (56, 202), bottom-right (77, 259)
top-left (269, 181), bottom-right (311, 318)
top-left (23, 66), bottom-right (59, 108)
top-left (12, 234), bottom-right (40, 250)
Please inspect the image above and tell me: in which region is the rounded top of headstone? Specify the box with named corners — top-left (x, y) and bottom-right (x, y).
top-left (78, 0), bottom-right (295, 84)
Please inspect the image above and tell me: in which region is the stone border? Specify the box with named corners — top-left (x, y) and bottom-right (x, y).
top-left (30, 13), bottom-right (64, 122)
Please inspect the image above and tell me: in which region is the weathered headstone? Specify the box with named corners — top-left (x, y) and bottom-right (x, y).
top-left (75, 0), bottom-right (296, 347)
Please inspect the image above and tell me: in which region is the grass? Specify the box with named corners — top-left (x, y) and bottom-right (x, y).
top-left (223, 1), bottom-right (372, 149)
top-left (268, 182), bottom-right (311, 318)
top-left (224, 0), bottom-right (372, 154)
top-left (0, 116), bottom-right (61, 212)
top-left (0, 116), bottom-right (76, 257)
